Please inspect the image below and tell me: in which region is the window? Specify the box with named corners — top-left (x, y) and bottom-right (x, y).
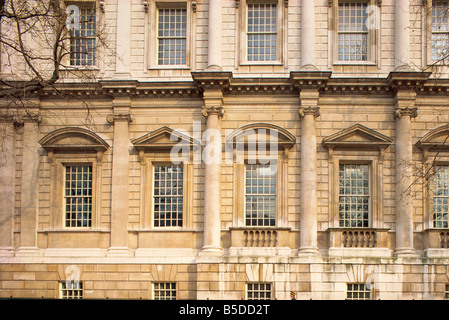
top-left (339, 164), bottom-right (370, 228)
top-left (431, 1), bottom-right (449, 62)
top-left (153, 164), bottom-right (184, 227)
top-left (433, 165), bottom-right (449, 228)
top-left (157, 8), bottom-right (187, 65)
top-left (61, 281), bottom-right (83, 299)
top-left (64, 165), bottom-right (93, 228)
top-left (329, 0), bottom-right (380, 65)
top-left (247, 3), bottom-right (277, 62)
top-left (346, 283), bottom-right (371, 300)
top-left (154, 282), bottom-right (177, 300)
top-left (247, 283), bottom-right (272, 300)
top-left (245, 164), bottom-right (276, 227)
top-left (69, 3), bottom-right (96, 66)
top-left (445, 284), bottom-right (449, 299)
top-left (337, 2), bottom-right (368, 62)
top-left (237, 0), bottom-right (284, 66)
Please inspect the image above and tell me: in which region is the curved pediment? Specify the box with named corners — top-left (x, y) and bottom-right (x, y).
top-left (225, 123), bottom-right (296, 149)
top-left (322, 124), bottom-right (393, 150)
top-left (132, 126), bottom-right (200, 151)
top-left (39, 127), bottom-right (109, 152)
top-left (417, 124), bottom-right (449, 152)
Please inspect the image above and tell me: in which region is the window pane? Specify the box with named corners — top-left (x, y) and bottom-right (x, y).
top-left (247, 283), bottom-right (271, 300)
top-left (433, 166), bottom-right (449, 228)
top-left (64, 165), bottom-right (92, 228)
top-left (339, 164), bottom-right (369, 228)
top-left (346, 283), bottom-right (370, 300)
top-left (154, 282), bottom-right (176, 300)
top-left (61, 282), bottom-right (83, 299)
top-left (247, 3), bottom-right (277, 61)
top-left (337, 2), bottom-right (368, 61)
top-left (70, 6), bottom-right (96, 66)
top-left (158, 8), bottom-right (187, 65)
top-left (245, 164), bottom-right (276, 226)
top-left (153, 164), bottom-right (184, 227)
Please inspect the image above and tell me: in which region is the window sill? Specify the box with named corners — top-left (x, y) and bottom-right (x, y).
top-left (240, 61), bottom-right (283, 67)
top-left (148, 66), bottom-right (191, 70)
top-left (39, 228), bottom-right (109, 233)
top-left (333, 61), bottom-right (377, 66)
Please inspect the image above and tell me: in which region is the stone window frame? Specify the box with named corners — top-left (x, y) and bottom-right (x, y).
top-left (145, 0), bottom-right (196, 70)
top-left (422, 0), bottom-right (449, 66)
top-left (132, 126), bottom-right (198, 230)
top-left (235, 0), bottom-right (287, 67)
top-left (226, 123), bottom-right (296, 229)
top-left (62, 0), bottom-right (104, 71)
top-left (417, 124), bottom-right (449, 231)
top-left (39, 127), bottom-right (109, 231)
top-left (328, 0), bottom-right (381, 67)
top-left (322, 124), bottom-right (393, 230)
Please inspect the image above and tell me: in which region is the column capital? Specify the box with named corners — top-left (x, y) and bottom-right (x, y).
top-left (202, 106), bottom-right (224, 118)
top-left (106, 113), bottom-right (133, 124)
top-left (394, 107), bottom-right (418, 119)
top-left (299, 106), bottom-right (320, 119)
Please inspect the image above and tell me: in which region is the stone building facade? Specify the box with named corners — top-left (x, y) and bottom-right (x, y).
top-left (1, 0), bottom-right (449, 300)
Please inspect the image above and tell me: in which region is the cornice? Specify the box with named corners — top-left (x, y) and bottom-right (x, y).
top-left (4, 71), bottom-right (449, 102)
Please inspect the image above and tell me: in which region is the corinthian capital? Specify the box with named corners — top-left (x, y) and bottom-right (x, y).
top-left (202, 106), bottom-right (224, 118)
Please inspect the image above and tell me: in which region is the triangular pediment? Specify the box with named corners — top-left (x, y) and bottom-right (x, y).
top-left (417, 124), bottom-right (449, 152)
top-left (322, 124), bottom-right (393, 149)
top-left (39, 127), bottom-right (109, 152)
top-left (132, 126), bottom-right (199, 151)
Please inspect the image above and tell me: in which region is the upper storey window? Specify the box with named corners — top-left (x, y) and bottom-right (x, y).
top-left (431, 1), bottom-right (449, 62)
top-left (337, 2), bottom-right (368, 62)
top-left (329, 0), bottom-right (380, 66)
top-left (247, 3), bottom-right (278, 62)
top-left (157, 8), bottom-right (187, 65)
top-left (69, 3), bottom-right (97, 66)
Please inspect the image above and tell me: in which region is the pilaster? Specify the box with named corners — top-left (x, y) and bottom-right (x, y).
top-left (0, 121), bottom-right (15, 255)
top-left (107, 99), bottom-right (133, 257)
top-left (17, 112), bottom-right (42, 256)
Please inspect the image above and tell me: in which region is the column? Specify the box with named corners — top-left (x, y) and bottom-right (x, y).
top-left (17, 115), bottom-right (41, 256)
top-left (298, 102), bottom-right (320, 255)
top-left (201, 105), bottom-right (224, 255)
top-left (394, 106), bottom-right (417, 256)
top-left (107, 101), bottom-right (132, 256)
top-left (114, 0), bottom-right (131, 78)
top-left (206, 0), bottom-right (222, 70)
top-left (394, 0), bottom-right (411, 70)
top-left (300, 0), bottom-right (317, 70)
top-left (0, 122), bottom-right (15, 255)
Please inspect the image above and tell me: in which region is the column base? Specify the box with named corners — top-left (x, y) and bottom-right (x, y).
top-left (199, 246), bottom-right (223, 256)
top-left (394, 247), bottom-right (417, 257)
top-left (16, 247), bottom-right (40, 257)
top-left (106, 247), bottom-right (133, 257)
top-left (298, 246), bottom-right (320, 256)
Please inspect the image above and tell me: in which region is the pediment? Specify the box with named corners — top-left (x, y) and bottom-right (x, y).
top-left (132, 126), bottom-right (200, 151)
top-left (225, 123), bottom-right (296, 149)
top-left (39, 127), bottom-right (109, 152)
top-left (417, 124), bottom-right (449, 152)
top-left (322, 124), bottom-right (393, 150)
